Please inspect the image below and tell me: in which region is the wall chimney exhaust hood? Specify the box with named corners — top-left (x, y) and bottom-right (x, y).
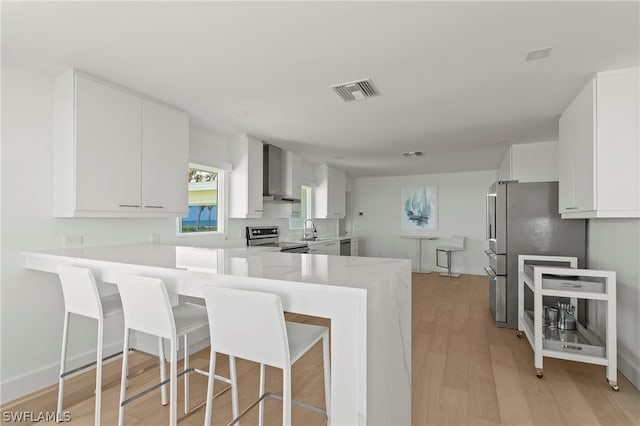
top-left (263, 144), bottom-right (301, 203)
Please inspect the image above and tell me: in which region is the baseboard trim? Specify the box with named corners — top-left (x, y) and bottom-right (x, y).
top-left (618, 353), bottom-right (640, 391)
top-left (1, 341), bottom-right (122, 405)
top-left (1, 334), bottom-right (211, 406)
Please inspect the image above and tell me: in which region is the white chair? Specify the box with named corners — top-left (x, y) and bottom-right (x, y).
top-left (116, 276), bottom-right (237, 426)
top-left (56, 265), bottom-right (124, 425)
top-left (436, 235), bottom-right (466, 277)
top-left (202, 286), bottom-right (330, 426)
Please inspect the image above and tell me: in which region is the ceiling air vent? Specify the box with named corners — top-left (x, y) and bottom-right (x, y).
top-left (331, 78), bottom-right (379, 102)
top-left (402, 151), bottom-right (423, 158)
top-left (526, 47), bottom-right (552, 61)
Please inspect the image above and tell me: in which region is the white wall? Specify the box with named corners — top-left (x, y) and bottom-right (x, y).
top-left (352, 170), bottom-right (496, 274)
top-left (0, 64), bottom-right (232, 402)
top-left (587, 219), bottom-right (640, 389)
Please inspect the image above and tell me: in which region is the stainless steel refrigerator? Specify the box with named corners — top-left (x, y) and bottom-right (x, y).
top-left (485, 181), bottom-right (586, 329)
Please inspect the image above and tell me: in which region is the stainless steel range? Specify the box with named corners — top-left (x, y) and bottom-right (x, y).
top-left (246, 226), bottom-right (310, 253)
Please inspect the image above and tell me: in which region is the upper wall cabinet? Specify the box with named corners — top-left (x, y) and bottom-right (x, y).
top-left (559, 67), bottom-right (639, 218)
top-left (229, 135), bottom-right (263, 218)
top-left (53, 70), bottom-right (188, 217)
top-left (283, 150), bottom-right (303, 200)
top-left (497, 141), bottom-right (559, 183)
top-left (314, 164), bottom-right (346, 219)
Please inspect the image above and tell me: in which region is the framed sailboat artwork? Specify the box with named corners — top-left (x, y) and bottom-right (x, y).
top-left (400, 186), bottom-right (438, 232)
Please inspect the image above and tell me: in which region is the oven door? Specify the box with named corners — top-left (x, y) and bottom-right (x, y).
top-left (485, 267), bottom-right (506, 323)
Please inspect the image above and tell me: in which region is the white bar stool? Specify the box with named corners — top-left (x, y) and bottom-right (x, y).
top-left (436, 235), bottom-right (466, 277)
top-left (56, 266), bottom-right (123, 425)
top-left (203, 286), bottom-right (331, 426)
top-left (116, 276), bottom-right (238, 426)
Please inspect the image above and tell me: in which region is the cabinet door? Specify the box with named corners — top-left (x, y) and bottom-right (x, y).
top-left (595, 69), bottom-right (640, 212)
top-left (283, 150), bottom-right (303, 199)
top-left (327, 167), bottom-right (346, 217)
top-left (571, 81), bottom-right (596, 213)
top-left (75, 75), bottom-right (141, 212)
top-left (558, 79), bottom-right (595, 213)
top-left (247, 137), bottom-right (264, 216)
top-left (141, 99), bottom-right (189, 215)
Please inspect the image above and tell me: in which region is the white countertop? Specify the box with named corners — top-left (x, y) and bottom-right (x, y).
top-left (24, 243), bottom-right (405, 290)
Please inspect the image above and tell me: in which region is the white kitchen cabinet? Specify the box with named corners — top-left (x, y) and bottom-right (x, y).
top-left (308, 240), bottom-right (340, 255)
top-left (229, 135), bottom-right (263, 218)
top-left (497, 141), bottom-right (559, 183)
top-left (53, 70), bottom-right (189, 217)
top-left (350, 238), bottom-right (359, 256)
top-left (283, 150), bottom-right (303, 200)
top-left (141, 99), bottom-right (189, 214)
top-left (314, 164), bottom-right (346, 219)
top-left (559, 67), bottom-right (639, 218)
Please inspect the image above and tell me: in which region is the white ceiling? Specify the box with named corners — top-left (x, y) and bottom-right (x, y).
top-left (2, 1), bottom-right (638, 178)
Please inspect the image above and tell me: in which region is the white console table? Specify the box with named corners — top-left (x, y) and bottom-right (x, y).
top-left (517, 255), bottom-right (618, 390)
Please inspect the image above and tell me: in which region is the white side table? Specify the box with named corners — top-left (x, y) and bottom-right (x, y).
top-left (400, 235), bottom-right (439, 273)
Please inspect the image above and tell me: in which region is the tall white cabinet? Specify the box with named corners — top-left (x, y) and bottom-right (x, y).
top-left (313, 164), bottom-right (346, 219)
top-left (53, 70), bottom-right (188, 217)
top-left (559, 67), bottom-right (639, 218)
top-left (229, 135), bottom-right (264, 218)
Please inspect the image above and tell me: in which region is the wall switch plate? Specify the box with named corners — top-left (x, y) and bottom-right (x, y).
top-left (63, 235), bottom-right (83, 247)
top-left (151, 233), bottom-right (160, 244)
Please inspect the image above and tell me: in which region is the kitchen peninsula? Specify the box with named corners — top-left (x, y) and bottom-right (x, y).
top-left (23, 243), bottom-right (411, 425)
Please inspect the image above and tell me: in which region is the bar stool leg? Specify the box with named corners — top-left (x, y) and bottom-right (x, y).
top-left (282, 367), bottom-right (292, 426)
top-left (258, 363), bottom-right (266, 426)
top-left (56, 311), bottom-right (70, 423)
top-left (170, 339), bottom-right (178, 426)
top-left (158, 338), bottom-right (168, 406)
top-left (322, 334), bottom-right (331, 423)
top-left (95, 320), bottom-right (104, 426)
top-left (184, 334), bottom-right (189, 414)
top-left (204, 350), bottom-right (217, 426)
top-left (229, 356), bottom-right (239, 423)
top-left (118, 329), bottom-right (131, 426)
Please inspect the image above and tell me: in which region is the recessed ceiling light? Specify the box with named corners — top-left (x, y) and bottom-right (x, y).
top-left (402, 151), bottom-right (423, 158)
top-left (526, 47), bottom-right (552, 61)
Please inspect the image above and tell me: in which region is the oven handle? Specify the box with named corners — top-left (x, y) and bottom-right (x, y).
top-left (484, 267), bottom-right (497, 279)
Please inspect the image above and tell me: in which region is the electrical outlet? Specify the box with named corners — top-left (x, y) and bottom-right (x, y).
top-left (63, 235), bottom-right (83, 247)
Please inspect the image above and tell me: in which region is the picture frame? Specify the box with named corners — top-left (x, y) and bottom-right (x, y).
top-left (400, 186), bottom-right (438, 232)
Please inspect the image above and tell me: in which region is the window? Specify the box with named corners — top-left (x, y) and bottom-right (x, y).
top-left (289, 186), bottom-right (312, 229)
top-left (178, 164), bottom-right (224, 234)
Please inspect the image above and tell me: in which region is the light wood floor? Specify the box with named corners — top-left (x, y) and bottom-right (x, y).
top-left (3, 273), bottom-right (639, 425)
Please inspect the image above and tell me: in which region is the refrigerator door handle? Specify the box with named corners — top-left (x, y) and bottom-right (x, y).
top-left (484, 267), bottom-right (497, 279)
top-left (484, 249), bottom-right (495, 258)
top-left (485, 194), bottom-right (490, 240)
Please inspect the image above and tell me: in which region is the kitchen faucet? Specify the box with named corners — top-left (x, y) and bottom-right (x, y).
top-left (302, 219), bottom-right (317, 241)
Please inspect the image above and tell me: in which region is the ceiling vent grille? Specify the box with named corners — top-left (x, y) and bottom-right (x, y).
top-left (526, 47), bottom-right (552, 61)
top-left (331, 78), bottom-right (379, 102)
top-left (402, 151), bottom-right (423, 158)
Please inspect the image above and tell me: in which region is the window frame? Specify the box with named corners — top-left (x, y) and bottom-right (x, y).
top-left (176, 163), bottom-right (226, 236)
